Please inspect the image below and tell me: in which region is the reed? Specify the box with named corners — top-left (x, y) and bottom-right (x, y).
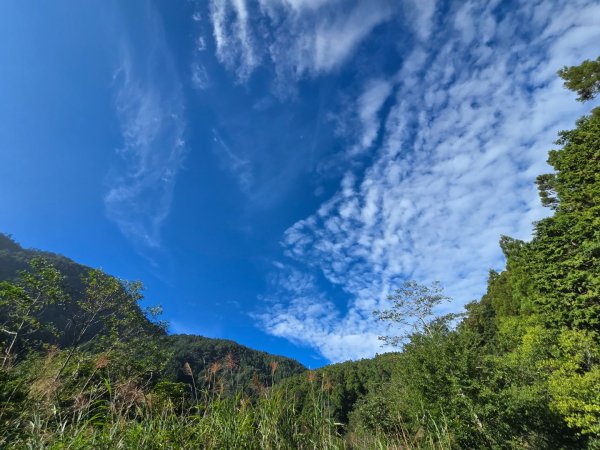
top-left (0, 351), bottom-right (453, 449)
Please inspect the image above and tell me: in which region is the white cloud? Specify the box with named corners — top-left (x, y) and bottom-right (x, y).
top-left (258, 266), bottom-right (390, 362)
top-left (260, 0), bottom-right (338, 11)
top-left (265, 0), bottom-right (395, 93)
top-left (191, 62), bottom-right (210, 90)
top-left (189, 6), bottom-right (212, 91)
top-left (403, 0), bottom-right (437, 41)
top-left (211, 129), bottom-right (254, 194)
top-left (105, 7), bottom-right (186, 249)
top-left (259, 0), bottom-right (600, 362)
top-left (347, 78), bottom-right (394, 155)
top-left (196, 36), bottom-right (207, 52)
top-left (209, 0), bottom-right (260, 82)
top-left (207, 0), bottom-right (395, 88)
top-left (309, 3), bottom-right (392, 74)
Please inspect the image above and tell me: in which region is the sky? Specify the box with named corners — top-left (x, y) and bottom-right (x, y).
top-left (1, 0), bottom-right (599, 367)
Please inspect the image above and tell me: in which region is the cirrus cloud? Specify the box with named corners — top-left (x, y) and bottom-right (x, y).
top-left (105, 5), bottom-right (187, 250)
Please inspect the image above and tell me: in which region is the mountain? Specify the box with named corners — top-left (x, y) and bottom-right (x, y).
top-left (0, 233), bottom-right (305, 388)
top-left (0, 233), bottom-right (89, 296)
top-left (167, 334), bottom-right (305, 393)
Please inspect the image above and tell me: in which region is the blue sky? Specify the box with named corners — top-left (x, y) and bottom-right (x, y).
top-left (1, 0), bottom-right (599, 367)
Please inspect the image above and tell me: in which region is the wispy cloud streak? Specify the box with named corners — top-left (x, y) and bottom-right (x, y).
top-left (105, 7), bottom-right (186, 249)
top-left (207, 0), bottom-right (396, 89)
top-left (210, 0), bottom-right (259, 82)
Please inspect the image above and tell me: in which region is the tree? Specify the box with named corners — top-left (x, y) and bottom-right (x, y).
top-left (558, 56), bottom-right (600, 102)
top-left (374, 280), bottom-right (453, 347)
top-left (515, 56), bottom-right (600, 331)
top-left (547, 329), bottom-right (600, 437)
top-left (55, 269), bottom-right (154, 379)
top-left (0, 258), bottom-right (65, 369)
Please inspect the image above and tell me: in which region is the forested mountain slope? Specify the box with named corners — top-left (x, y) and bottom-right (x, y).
top-left (0, 233), bottom-right (304, 388)
top-left (167, 334), bottom-right (305, 392)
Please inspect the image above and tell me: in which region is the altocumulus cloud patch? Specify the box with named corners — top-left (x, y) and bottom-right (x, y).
top-left (222, 0), bottom-right (600, 362)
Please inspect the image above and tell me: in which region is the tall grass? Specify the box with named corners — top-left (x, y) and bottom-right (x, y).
top-left (0, 351), bottom-right (453, 449)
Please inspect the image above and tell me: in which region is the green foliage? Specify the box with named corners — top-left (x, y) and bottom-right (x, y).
top-left (508, 103), bottom-right (600, 332)
top-left (167, 334), bottom-right (305, 398)
top-left (480, 320), bottom-right (581, 448)
top-left (527, 55), bottom-right (600, 332)
top-left (0, 258), bottom-right (66, 368)
top-left (374, 280), bottom-right (453, 347)
top-left (278, 353), bottom-right (400, 426)
top-left (558, 56), bottom-right (600, 102)
top-left (547, 329), bottom-right (600, 436)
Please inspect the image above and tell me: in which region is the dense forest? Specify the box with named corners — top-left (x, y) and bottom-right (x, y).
top-left (0, 56), bottom-right (599, 448)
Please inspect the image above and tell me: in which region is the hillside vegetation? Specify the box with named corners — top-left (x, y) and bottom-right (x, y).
top-left (1, 57), bottom-right (599, 449)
